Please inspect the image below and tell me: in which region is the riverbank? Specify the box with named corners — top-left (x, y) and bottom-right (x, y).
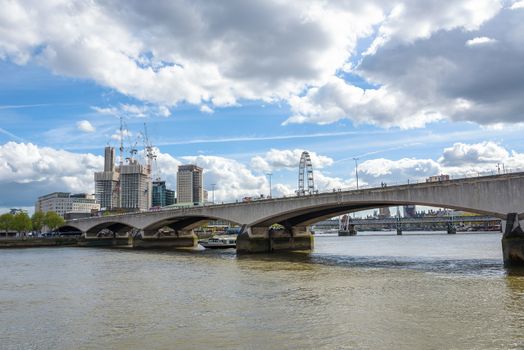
top-left (0, 237), bottom-right (78, 248)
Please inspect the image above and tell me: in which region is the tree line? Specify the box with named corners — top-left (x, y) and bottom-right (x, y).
top-left (0, 211), bottom-right (65, 235)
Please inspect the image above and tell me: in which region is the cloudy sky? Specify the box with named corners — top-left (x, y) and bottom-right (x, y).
top-left (1, 0), bottom-right (524, 212)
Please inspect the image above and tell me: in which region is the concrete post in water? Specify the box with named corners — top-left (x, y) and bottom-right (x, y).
top-left (396, 217), bottom-right (402, 235)
top-left (131, 228), bottom-right (197, 249)
top-left (236, 225), bottom-right (313, 253)
top-left (502, 213), bottom-right (524, 267)
top-left (236, 226), bottom-right (270, 253)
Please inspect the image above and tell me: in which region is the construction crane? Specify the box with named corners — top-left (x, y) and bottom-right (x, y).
top-left (119, 116), bottom-right (124, 166)
top-left (142, 122), bottom-right (159, 180)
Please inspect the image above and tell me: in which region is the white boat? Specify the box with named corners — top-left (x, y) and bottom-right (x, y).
top-left (199, 235), bottom-right (237, 249)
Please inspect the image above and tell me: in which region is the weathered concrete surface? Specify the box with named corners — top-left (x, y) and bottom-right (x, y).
top-left (502, 213), bottom-right (524, 267)
top-left (77, 237), bottom-right (130, 248)
top-left (0, 238), bottom-right (78, 248)
top-left (237, 226), bottom-right (314, 253)
top-left (63, 172), bottom-right (524, 258)
top-left (65, 173), bottom-right (524, 236)
top-left (502, 239), bottom-right (524, 267)
top-left (131, 234), bottom-right (197, 249)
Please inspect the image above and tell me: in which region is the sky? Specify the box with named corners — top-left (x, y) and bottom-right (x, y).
top-left (1, 0), bottom-right (524, 213)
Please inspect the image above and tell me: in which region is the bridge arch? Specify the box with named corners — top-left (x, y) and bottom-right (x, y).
top-left (56, 224), bottom-right (83, 235)
top-left (142, 214), bottom-right (241, 233)
top-left (85, 221), bottom-right (138, 237)
top-left (249, 199), bottom-right (504, 228)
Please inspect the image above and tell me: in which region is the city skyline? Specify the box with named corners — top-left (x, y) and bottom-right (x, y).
top-left (2, 1), bottom-right (524, 212)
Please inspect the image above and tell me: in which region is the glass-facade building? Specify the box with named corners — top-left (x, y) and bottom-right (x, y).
top-left (152, 181), bottom-right (176, 207)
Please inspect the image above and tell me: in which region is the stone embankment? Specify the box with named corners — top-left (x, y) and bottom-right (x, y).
top-left (0, 237), bottom-right (78, 248)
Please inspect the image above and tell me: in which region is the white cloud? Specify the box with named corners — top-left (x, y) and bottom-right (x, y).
top-left (121, 104), bottom-right (147, 117)
top-left (2, 140), bottom-right (523, 208)
top-left (200, 105), bottom-right (214, 114)
top-left (0, 142), bottom-right (102, 207)
top-left (2, 1), bottom-right (522, 129)
top-left (91, 106), bottom-right (119, 116)
top-left (92, 104), bottom-right (171, 118)
top-left (314, 171), bottom-right (356, 191)
top-left (0, 142), bottom-right (270, 206)
top-left (182, 155), bottom-right (267, 202)
top-left (365, 1), bottom-right (500, 55)
top-left (76, 120), bottom-right (95, 133)
top-left (359, 158), bottom-right (441, 183)
top-left (358, 141), bottom-right (524, 186)
top-left (1, 1), bottom-right (376, 107)
top-left (510, 1), bottom-right (524, 9)
top-left (465, 36), bottom-right (497, 46)
top-left (285, 76), bottom-right (445, 128)
top-left (110, 129), bottom-right (132, 141)
top-left (251, 148), bottom-right (334, 172)
top-left (439, 141), bottom-right (508, 166)
top-left (158, 106), bottom-right (171, 117)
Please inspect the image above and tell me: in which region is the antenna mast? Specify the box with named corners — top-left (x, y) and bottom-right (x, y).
top-left (119, 115), bottom-right (124, 165)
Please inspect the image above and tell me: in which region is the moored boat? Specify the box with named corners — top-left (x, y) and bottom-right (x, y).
top-left (199, 235), bottom-right (237, 249)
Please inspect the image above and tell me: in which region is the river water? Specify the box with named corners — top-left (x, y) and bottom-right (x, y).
top-left (1, 232), bottom-right (524, 350)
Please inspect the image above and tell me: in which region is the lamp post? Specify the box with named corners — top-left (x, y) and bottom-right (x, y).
top-left (353, 157), bottom-right (359, 190)
top-left (211, 183), bottom-right (216, 204)
top-left (266, 173), bottom-right (272, 198)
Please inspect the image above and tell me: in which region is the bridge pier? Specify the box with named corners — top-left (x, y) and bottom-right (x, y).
top-left (236, 226), bottom-right (314, 253)
top-left (396, 220), bottom-right (402, 235)
top-left (131, 229), bottom-right (198, 249)
top-left (502, 213), bottom-right (524, 267)
top-left (447, 222), bottom-right (457, 234)
top-left (79, 231), bottom-right (131, 247)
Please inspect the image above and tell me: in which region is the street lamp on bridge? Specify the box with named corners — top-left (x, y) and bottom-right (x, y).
top-left (266, 173), bottom-right (272, 198)
top-left (353, 157), bottom-right (359, 190)
top-left (211, 183), bottom-right (216, 204)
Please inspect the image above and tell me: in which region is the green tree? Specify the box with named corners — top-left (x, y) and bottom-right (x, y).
top-left (31, 211), bottom-right (45, 233)
top-left (12, 212), bottom-right (32, 233)
top-left (44, 211), bottom-right (65, 231)
top-left (0, 213), bottom-right (14, 236)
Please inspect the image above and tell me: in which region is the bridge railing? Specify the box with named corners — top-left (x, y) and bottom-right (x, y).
top-left (321, 168), bottom-right (524, 194)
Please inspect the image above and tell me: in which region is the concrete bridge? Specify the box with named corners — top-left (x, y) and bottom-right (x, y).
top-left (314, 216), bottom-right (501, 229)
top-left (61, 172), bottom-right (524, 266)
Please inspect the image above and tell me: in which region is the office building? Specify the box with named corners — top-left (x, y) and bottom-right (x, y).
top-left (9, 208), bottom-right (28, 215)
top-left (120, 160), bottom-right (151, 210)
top-left (152, 181), bottom-right (166, 207)
top-left (152, 181), bottom-right (175, 207)
top-left (152, 180), bottom-right (175, 207)
top-left (378, 207), bottom-right (391, 219)
top-left (176, 165), bottom-right (203, 204)
top-left (35, 192), bottom-right (100, 218)
top-left (165, 189), bottom-right (175, 206)
top-left (94, 147), bottom-right (120, 209)
top-left (403, 205), bottom-right (417, 218)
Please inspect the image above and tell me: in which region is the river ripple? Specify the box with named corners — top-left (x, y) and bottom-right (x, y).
top-left (1, 232), bottom-right (523, 350)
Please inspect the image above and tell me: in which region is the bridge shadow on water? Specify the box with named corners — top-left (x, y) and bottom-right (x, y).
top-left (113, 245), bottom-right (521, 277)
top-left (236, 251), bottom-right (508, 276)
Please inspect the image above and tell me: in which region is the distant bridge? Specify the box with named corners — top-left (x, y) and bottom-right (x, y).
top-left (314, 216), bottom-right (501, 228)
top-left (61, 172), bottom-right (524, 265)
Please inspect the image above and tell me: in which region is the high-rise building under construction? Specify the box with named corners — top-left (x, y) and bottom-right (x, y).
top-left (120, 160), bottom-right (151, 210)
top-left (95, 146), bottom-right (152, 211)
top-left (94, 147), bottom-right (120, 210)
top-left (177, 165), bottom-right (203, 205)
